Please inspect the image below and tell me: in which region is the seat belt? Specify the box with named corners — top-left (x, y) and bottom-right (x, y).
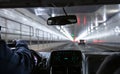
top-left (0, 26), bottom-right (1, 39)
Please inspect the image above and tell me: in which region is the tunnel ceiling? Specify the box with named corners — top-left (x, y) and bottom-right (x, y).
top-left (26, 4), bottom-right (120, 40)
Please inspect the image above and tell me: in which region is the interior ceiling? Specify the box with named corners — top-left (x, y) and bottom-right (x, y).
top-left (26, 4), bottom-right (120, 39)
top-left (0, 0), bottom-right (120, 7)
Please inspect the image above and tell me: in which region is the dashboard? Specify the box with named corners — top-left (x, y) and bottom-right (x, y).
top-left (50, 50), bottom-right (82, 66)
top-left (49, 50), bottom-right (82, 74)
top-left (37, 50), bottom-right (111, 74)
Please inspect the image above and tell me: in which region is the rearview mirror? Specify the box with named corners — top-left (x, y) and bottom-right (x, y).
top-left (47, 15), bottom-right (77, 25)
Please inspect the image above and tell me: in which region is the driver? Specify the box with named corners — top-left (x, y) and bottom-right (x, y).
top-left (0, 39), bottom-right (35, 74)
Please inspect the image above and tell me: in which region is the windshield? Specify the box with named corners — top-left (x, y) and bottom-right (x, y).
top-left (0, 4), bottom-right (120, 52)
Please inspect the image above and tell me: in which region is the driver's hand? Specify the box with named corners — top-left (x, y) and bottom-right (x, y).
top-left (15, 40), bottom-right (28, 49)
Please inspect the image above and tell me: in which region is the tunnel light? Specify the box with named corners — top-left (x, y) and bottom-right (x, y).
top-left (91, 26), bottom-right (94, 30)
top-left (2, 9), bottom-right (16, 18)
top-left (96, 27), bottom-right (98, 30)
top-left (103, 23), bottom-right (107, 26)
top-left (60, 26), bottom-right (73, 41)
top-left (95, 17), bottom-right (98, 27)
top-left (88, 28), bottom-right (90, 32)
top-left (71, 34), bottom-right (75, 37)
top-left (61, 26), bottom-right (64, 28)
top-left (23, 18), bottom-right (28, 21)
top-left (90, 23), bottom-right (94, 29)
top-left (34, 8), bottom-right (47, 15)
top-left (107, 10), bottom-right (119, 14)
top-left (51, 13), bottom-right (55, 17)
top-left (103, 23), bottom-right (106, 26)
top-left (103, 6), bottom-right (107, 22)
top-left (91, 30), bottom-right (94, 33)
top-left (95, 23), bottom-right (98, 27)
top-left (75, 30), bottom-right (88, 41)
top-left (56, 26), bottom-right (61, 30)
top-left (114, 26), bottom-right (120, 33)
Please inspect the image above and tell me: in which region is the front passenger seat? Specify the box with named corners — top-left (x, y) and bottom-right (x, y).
top-left (97, 53), bottom-right (120, 74)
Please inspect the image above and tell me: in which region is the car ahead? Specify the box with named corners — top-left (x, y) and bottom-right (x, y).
top-left (78, 40), bottom-right (86, 45)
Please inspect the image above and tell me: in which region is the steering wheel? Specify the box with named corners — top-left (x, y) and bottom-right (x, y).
top-left (30, 50), bottom-right (42, 74)
top-left (97, 54), bottom-right (120, 74)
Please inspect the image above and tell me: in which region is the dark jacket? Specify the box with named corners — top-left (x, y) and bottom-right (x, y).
top-left (0, 40), bottom-right (33, 74)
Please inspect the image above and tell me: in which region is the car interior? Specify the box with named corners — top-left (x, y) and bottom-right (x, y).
top-left (0, 0), bottom-right (120, 74)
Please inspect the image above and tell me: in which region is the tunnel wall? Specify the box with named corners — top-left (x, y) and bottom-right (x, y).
top-left (86, 13), bottom-right (120, 48)
top-left (0, 9), bottom-right (67, 42)
top-left (99, 13), bottom-right (120, 43)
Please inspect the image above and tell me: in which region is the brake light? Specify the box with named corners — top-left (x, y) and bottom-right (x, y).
top-left (84, 16), bottom-right (86, 25)
top-left (77, 17), bottom-right (80, 25)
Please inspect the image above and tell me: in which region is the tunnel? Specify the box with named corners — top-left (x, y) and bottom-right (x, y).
top-left (0, 3), bottom-right (120, 74)
top-left (0, 5), bottom-right (120, 51)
